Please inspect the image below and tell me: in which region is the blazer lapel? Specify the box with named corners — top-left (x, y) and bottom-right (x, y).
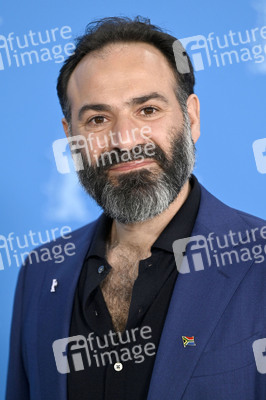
top-left (147, 186), bottom-right (255, 400)
top-left (36, 220), bottom-right (98, 399)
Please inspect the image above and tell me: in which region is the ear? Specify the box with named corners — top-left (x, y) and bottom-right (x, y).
top-left (62, 118), bottom-right (70, 138)
top-left (186, 94), bottom-right (200, 144)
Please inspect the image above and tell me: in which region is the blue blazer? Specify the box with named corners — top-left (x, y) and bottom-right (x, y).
top-left (6, 184), bottom-right (266, 399)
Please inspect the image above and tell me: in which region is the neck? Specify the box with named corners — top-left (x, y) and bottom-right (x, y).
top-left (109, 179), bottom-right (191, 252)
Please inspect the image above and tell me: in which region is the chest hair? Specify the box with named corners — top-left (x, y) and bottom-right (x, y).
top-left (100, 244), bottom-right (147, 332)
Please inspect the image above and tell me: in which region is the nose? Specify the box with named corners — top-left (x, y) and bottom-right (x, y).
top-left (110, 118), bottom-right (149, 150)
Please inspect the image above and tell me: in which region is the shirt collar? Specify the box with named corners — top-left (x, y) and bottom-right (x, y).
top-left (85, 212), bottom-right (112, 259)
top-left (151, 174), bottom-right (201, 253)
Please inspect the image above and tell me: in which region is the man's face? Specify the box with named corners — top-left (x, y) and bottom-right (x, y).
top-left (62, 42), bottom-right (200, 223)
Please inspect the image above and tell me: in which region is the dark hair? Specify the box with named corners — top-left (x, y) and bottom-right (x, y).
top-left (57, 16), bottom-right (195, 122)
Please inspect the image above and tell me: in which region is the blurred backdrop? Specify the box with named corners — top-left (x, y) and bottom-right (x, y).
top-left (1, 0), bottom-right (266, 397)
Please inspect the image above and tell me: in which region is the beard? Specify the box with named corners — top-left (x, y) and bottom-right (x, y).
top-left (75, 113), bottom-right (195, 224)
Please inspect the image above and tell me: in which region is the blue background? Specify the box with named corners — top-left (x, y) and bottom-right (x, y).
top-left (1, 0), bottom-right (266, 397)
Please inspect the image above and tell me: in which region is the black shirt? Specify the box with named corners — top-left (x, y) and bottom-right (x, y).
top-left (68, 175), bottom-right (201, 400)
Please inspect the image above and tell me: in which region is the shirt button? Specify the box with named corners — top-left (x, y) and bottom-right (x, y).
top-left (98, 265), bottom-right (105, 274)
top-left (114, 362), bottom-right (123, 371)
top-left (145, 260), bottom-right (152, 267)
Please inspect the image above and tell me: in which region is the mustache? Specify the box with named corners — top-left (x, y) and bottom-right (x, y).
top-left (93, 143), bottom-right (169, 171)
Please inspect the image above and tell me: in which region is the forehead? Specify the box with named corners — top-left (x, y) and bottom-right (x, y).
top-left (67, 42), bottom-right (177, 107)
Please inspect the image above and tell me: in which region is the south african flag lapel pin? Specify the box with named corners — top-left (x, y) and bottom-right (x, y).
top-left (182, 336), bottom-right (196, 347)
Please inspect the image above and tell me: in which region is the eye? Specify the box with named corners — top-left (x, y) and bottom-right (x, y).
top-left (140, 106), bottom-right (158, 117)
top-left (87, 115), bottom-right (107, 125)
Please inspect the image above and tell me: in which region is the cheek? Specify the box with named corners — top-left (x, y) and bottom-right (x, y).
top-left (86, 132), bottom-right (109, 153)
top-left (146, 124), bottom-right (173, 154)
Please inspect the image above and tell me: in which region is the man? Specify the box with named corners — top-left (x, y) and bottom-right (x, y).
top-left (6, 17), bottom-right (266, 400)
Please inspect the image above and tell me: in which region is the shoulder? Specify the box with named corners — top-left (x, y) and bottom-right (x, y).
top-left (198, 183), bottom-right (266, 233)
top-left (233, 208), bottom-right (266, 230)
top-left (36, 216), bottom-right (100, 252)
top-left (17, 216), bottom-right (101, 285)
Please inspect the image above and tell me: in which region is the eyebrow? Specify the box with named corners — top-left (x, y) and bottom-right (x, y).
top-left (78, 92), bottom-right (169, 121)
top-left (126, 92), bottom-right (169, 106)
top-left (78, 103), bottom-right (112, 121)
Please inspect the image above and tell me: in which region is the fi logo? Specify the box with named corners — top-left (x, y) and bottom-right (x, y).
top-left (252, 338), bottom-right (266, 374)
top-left (52, 135), bottom-right (91, 174)
top-left (53, 335), bottom-right (91, 374)
top-left (0, 234), bottom-right (12, 270)
top-left (177, 35), bottom-right (211, 71)
top-left (0, 35), bottom-right (12, 71)
top-left (252, 138), bottom-right (266, 174)
top-left (172, 39), bottom-right (191, 74)
top-left (172, 235), bottom-right (211, 274)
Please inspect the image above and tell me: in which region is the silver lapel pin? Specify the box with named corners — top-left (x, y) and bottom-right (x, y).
top-left (50, 279), bottom-right (58, 293)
